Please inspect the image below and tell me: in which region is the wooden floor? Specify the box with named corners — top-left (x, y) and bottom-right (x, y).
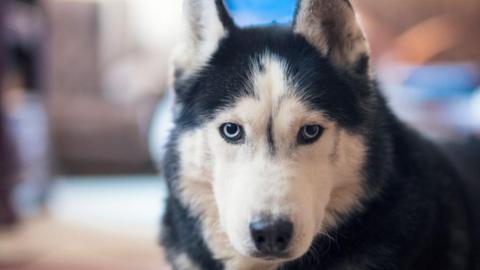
top-left (0, 217), bottom-right (170, 270)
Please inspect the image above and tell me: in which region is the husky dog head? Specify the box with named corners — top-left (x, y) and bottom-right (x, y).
top-left (167, 0), bottom-right (376, 267)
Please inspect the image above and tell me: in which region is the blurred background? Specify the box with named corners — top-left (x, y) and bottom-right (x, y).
top-left (0, 0), bottom-right (479, 269)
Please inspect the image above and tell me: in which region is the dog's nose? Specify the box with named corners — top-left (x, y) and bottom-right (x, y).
top-left (249, 217), bottom-right (293, 257)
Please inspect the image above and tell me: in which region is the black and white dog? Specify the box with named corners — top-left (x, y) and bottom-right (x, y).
top-left (160, 0), bottom-right (479, 269)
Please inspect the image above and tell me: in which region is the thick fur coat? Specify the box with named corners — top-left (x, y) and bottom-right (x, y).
top-left (160, 0), bottom-right (479, 269)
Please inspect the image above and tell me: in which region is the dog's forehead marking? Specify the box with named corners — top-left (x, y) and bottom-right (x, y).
top-left (251, 54), bottom-right (293, 153)
top-left (266, 117), bottom-right (275, 154)
top-left (252, 54), bottom-right (291, 104)
top-left (222, 53), bottom-right (332, 156)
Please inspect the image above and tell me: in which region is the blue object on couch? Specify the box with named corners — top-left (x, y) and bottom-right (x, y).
top-left (225, 0), bottom-right (296, 27)
top-left (404, 64), bottom-right (480, 101)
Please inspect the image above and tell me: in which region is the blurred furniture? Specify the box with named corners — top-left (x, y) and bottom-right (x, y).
top-left (43, 0), bottom-right (179, 174)
top-left (0, 104), bottom-right (19, 226)
top-left (355, 0), bottom-right (480, 64)
top-left (350, 0), bottom-right (480, 140)
top-left (1, 0), bottom-right (51, 224)
top-left (0, 0), bottom-right (19, 226)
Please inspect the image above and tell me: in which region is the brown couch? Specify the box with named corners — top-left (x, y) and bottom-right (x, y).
top-left (44, 0), bottom-right (166, 174)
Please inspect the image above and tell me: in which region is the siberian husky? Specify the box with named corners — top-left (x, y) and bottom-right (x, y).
top-left (160, 0), bottom-right (479, 269)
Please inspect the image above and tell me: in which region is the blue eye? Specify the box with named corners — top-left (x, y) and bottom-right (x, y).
top-left (298, 125), bottom-right (324, 144)
top-left (220, 123), bottom-right (244, 143)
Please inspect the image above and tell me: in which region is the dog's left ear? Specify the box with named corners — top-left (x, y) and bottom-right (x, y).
top-left (172, 0), bottom-right (235, 80)
top-left (293, 0), bottom-right (370, 76)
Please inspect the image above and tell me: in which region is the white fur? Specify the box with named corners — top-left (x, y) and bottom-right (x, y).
top-left (174, 54), bottom-right (367, 270)
top-left (172, 0), bottom-right (229, 78)
top-left (173, 253), bottom-right (202, 270)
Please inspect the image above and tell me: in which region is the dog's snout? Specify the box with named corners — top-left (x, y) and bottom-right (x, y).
top-left (249, 217), bottom-right (293, 257)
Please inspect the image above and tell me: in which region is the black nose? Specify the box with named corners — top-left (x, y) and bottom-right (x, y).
top-left (249, 217), bottom-right (293, 257)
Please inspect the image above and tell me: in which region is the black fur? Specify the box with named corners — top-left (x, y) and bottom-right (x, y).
top-left (214, 0), bottom-right (236, 30)
top-left (174, 26), bottom-right (367, 131)
top-left (161, 3), bottom-right (479, 270)
top-left (266, 117), bottom-right (276, 155)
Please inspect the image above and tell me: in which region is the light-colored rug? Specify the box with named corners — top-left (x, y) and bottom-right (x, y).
top-left (0, 176), bottom-right (170, 270)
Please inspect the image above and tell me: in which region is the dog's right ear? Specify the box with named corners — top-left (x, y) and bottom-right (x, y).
top-left (172, 0), bottom-right (235, 81)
